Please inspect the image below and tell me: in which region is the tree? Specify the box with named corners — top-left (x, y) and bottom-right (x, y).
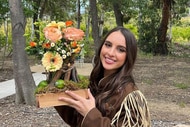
top-left (112, 1), bottom-right (123, 26)
top-left (113, 2), bottom-right (123, 26)
top-left (137, 0), bottom-right (189, 55)
top-left (77, 0), bottom-right (81, 28)
top-left (8, 0), bottom-right (36, 105)
top-left (99, 0), bottom-right (138, 27)
top-left (156, 0), bottom-right (173, 55)
top-left (89, 0), bottom-right (100, 54)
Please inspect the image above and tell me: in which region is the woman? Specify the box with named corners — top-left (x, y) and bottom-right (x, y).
top-left (55, 26), bottom-right (151, 127)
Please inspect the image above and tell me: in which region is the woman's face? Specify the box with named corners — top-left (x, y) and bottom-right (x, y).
top-left (100, 31), bottom-right (127, 76)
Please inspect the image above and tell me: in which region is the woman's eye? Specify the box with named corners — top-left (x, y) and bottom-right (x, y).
top-left (104, 42), bottom-right (111, 47)
top-left (118, 47), bottom-right (127, 53)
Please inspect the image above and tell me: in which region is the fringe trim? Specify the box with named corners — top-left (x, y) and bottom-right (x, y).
top-left (111, 90), bottom-right (151, 127)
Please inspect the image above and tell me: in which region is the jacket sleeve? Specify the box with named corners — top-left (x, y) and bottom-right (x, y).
top-left (111, 90), bottom-right (151, 127)
top-left (81, 108), bottom-right (112, 127)
top-left (54, 106), bottom-right (78, 126)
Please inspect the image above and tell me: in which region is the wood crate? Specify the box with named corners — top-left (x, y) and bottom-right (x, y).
top-left (36, 89), bottom-right (88, 108)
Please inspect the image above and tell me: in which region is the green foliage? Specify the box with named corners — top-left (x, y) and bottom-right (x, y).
top-left (124, 23), bottom-right (138, 39)
top-left (81, 38), bottom-right (95, 58)
top-left (98, 0), bottom-right (138, 23)
top-left (78, 21), bottom-right (95, 59)
top-left (172, 0), bottom-right (190, 23)
top-left (42, 0), bottom-right (77, 21)
top-left (137, 0), bottom-right (160, 53)
top-left (77, 74), bottom-right (89, 89)
top-left (172, 26), bottom-right (190, 43)
top-left (0, 0), bottom-right (9, 23)
top-left (24, 20), bottom-right (47, 59)
top-left (22, 0), bottom-right (34, 18)
top-left (0, 0), bottom-right (12, 54)
top-left (0, 21), bottom-right (12, 55)
top-left (136, 0), bottom-right (190, 55)
top-left (1, 0), bottom-right (190, 60)
top-left (172, 17), bottom-right (190, 43)
top-left (168, 17), bottom-right (190, 57)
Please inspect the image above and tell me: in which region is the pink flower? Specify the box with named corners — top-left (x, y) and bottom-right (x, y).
top-left (43, 26), bottom-right (62, 42)
top-left (62, 27), bottom-right (84, 41)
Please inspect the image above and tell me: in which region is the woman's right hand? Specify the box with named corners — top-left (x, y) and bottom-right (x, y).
top-left (58, 89), bottom-right (96, 116)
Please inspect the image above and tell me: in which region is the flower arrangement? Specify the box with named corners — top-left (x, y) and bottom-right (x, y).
top-left (26, 21), bottom-right (88, 95)
top-left (26, 20), bottom-right (85, 72)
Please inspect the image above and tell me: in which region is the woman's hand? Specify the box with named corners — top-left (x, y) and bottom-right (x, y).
top-left (58, 89), bottom-right (95, 116)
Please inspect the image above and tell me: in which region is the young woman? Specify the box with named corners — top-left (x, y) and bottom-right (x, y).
top-left (55, 26), bottom-right (151, 127)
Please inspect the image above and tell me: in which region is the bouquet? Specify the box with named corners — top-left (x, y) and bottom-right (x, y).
top-left (26, 21), bottom-right (89, 95)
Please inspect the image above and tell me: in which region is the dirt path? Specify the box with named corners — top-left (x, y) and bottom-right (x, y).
top-left (134, 57), bottom-right (190, 125)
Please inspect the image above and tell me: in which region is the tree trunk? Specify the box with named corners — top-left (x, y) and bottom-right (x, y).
top-left (156, 0), bottom-right (171, 55)
top-left (39, 0), bottom-right (46, 19)
top-left (8, 0), bottom-right (36, 105)
top-left (89, 0), bottom-right (101, 54)
top-left (112, 2), bottom-right (123, 26)
top-left (77, 0), bottom-right (81, 29)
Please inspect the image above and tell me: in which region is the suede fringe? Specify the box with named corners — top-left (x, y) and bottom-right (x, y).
top-left (111, 90), bottom-right (151, 127)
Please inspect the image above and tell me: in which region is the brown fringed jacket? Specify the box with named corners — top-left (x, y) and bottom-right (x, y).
top-left (55, 83), bottom-right (151, 127)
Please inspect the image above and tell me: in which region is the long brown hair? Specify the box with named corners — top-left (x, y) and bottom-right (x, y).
top-left (89, 26), bottom-right (137, 115)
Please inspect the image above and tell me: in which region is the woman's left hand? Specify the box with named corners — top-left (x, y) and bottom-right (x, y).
top-left (58, 89), bottom-right (95, 116)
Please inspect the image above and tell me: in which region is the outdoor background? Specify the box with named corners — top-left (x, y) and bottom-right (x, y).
top-left (0, 0), bottom-right (190, 126)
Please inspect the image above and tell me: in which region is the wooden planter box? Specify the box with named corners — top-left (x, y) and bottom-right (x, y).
top-left (36, 89), bottom-right (88, 108)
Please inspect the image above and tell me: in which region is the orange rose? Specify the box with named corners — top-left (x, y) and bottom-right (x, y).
top-left (29, 41), bottom-right (37, 47)
top-left (65, 21), bottom-right (73, 27)
top-left (43, 26), bottom-right (62, 42)
top-left (62, 27), bottom-right (84, 41)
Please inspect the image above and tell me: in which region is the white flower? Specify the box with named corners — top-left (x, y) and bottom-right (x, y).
top-left (57, 48), bottom-right (61, 51)
top-left (62, 50), bottom-right (66, 54)
top-left (62, 54), bottom-right (67, 59)
top-left (51, 42), bottom-right (55, 47)
top-left (67, 52), bottom-right (71, 56)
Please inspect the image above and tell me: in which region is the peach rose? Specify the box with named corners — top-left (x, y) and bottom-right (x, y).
top-left (62, 27), bottom-right (84, 41)
top-left (43, 26), bottom-right (62, 42)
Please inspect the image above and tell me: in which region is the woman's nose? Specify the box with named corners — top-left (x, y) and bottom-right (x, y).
top-left (107, 47), bottom-right (115, 56)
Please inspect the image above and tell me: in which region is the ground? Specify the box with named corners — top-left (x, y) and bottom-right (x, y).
top-left (0, 56), bottom-right (190, 127)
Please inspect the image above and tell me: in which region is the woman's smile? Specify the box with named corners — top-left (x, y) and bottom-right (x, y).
top-left (104, 56), bottom-right (116, 64)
